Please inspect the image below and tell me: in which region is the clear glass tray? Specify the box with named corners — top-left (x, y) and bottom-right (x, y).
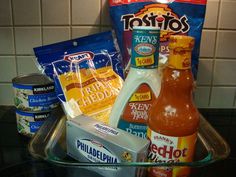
top-left (28, 107), bottom-right (230, 170)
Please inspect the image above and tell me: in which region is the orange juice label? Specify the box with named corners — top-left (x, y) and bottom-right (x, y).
top-left (147, 128), bottom-right (197, 177)
top-left (58, 66), bottom-right (123, 124)
top-left (118, 84), bottom-right (156, 138)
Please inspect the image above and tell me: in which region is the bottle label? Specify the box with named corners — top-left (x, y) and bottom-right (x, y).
top-left (147, 128), bottom-right (197, 177)
top-left (168, 49), bottom-right (192, 70)
top-left (131, 28), bottom-right (160, 68)
top-left (118, 83), bottom-right (156, 138)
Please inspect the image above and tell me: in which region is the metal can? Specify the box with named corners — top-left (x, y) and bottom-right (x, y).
top-left (16, 109), bottom-right (51, 137)
top-left (12, 73), bottom-right (59, 112)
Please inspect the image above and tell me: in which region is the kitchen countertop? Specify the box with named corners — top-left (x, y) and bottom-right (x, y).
top-left (0, 106), bottom-right (235, 177)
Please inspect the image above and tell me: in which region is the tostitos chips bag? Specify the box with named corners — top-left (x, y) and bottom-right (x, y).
top-left (109, 0), bottom-right (207, 79)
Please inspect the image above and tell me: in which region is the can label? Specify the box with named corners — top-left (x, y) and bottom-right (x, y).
top-left (131, 28), bottom-right (160, 68)
top-left (118, 83), bottom-right (156, 138)
top-left (13, 83), bottom-right (58, 111)
top-left (16, 110), bottom-right (50, 137)
top-left (147, 128), bottom-right (197, 177)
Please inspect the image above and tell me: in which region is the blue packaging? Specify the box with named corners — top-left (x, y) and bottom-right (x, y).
top-left (34, 31), bottom-right (124, 80)
top-left (109, 0), bottom-right (207, 79)
top-left (34, 31), bottom-right (124, 122)
top-left (16, 109), bottom-right (51, 137)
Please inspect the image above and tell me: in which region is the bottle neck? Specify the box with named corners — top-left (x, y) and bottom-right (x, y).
top-left (168, 49), bottom-right (192, 70)
top-left (160, 67), bottom-right (194, 101)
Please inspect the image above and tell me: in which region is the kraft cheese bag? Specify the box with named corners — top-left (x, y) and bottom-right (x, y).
top-left (109, 0), bottom-right (207, 79)
top-left (34, 31), bottom-right (124, 80)
top-left (34, 31), bottom-right (124, 124)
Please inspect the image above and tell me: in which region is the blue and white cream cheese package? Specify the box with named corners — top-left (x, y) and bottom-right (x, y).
top-left (66, 115), bottom-right (150, 177)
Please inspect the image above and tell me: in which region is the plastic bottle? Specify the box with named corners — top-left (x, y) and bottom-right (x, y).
top-left (109, 26), bottom-right (161, 139)
top-left (147, 35), bottom-right (200, 177)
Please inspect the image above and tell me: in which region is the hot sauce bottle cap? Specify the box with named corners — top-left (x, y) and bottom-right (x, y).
top-left (168, 35), bottom-right (195, 70)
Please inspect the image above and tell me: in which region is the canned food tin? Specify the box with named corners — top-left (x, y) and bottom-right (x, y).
top-left (12, 73), bottom-right (59, 112)
top-left (16, 109), bottom-right (51, 137)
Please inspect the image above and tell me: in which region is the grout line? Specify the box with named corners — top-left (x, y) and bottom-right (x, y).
top-left (10, 0), bottom-right (18, 76)
top-left (40, 0), bottom-right (43, 45)
top-left (207, 0), bottom-right (222, 107)
top-left (100, 0), bottom-right (103, 32)
top-left (203, 28), bottom-right (236, 31)
top-left (70, 0), bottom-right (72, 39)
top-left (0, 82), bottom-right (13, 84)
top-left (233, 89), bottom-right (236, 107)
top-left (200, 57), bottom-right (236, 60)
top-left (0, 54), bottom-right (35, 57)
top-left (197, 85), bottom-right (236, 87)
top-left (214, 58), bottom-right (236, 60)
top-left (0, 24), bottom-right (102, 27)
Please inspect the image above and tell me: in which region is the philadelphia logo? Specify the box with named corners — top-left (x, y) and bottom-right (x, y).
top-left (76, 139), bottom-right (119, 163)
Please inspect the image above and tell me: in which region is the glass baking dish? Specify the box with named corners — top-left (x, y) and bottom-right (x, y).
top-left (28, 106), bottom-right (230, 176)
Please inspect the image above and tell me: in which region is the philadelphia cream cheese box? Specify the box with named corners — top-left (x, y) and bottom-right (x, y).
top-left (66, 115), bottom-right (150, 177)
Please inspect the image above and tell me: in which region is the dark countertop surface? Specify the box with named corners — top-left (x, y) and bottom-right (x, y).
top-left (0, 106), bottom-right (235, 177)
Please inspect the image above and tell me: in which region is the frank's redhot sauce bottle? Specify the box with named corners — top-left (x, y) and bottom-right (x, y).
top-left (147, 35), bottom-right (199, 177)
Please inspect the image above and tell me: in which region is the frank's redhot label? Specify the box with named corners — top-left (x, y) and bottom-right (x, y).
top-left (109, 0), bottom-right (207, 78)
top-left (147, 128), bottom-right (197, 177)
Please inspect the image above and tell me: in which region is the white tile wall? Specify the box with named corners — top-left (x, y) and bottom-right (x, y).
top-left (101, 0), bottom-right (111, 25)
top-left (71, 26), bottom-right (100, 38)
top-left (17, 56), bottom-right (40, 75)
top-left (219, 1), bottom-right (236, 29)
top-left (14, 27), bottom-right (42, 55)
top-left (0, 27), bottom-right (14, 54)
top-left (0, 0), bottom-right (12, 25)
top-left (12, 0), bottom-right (41, 25)
top-left (197, 59), bottom-right (213, 85)
top-left (42, 0), bottom-right (70, 25)
top-left (210, 87), bottom-right (235, 108)
top-left (72, 0), bottom-right (100, 25)
top-left (42, 27), bottom-right (70, 45)
top-left (213, 59), bottom-right (236, 85)
top-left (0, 84), bottom-right (14, 105)
top-left (0, 0), bottom-right (235, 108)
top-left (200, 30), bottom-right (216, 57)
top-left (204, 0), bottom-right (219, 28)
top-left (194, 87), bottom-right (211, 108)
top-left (0, 56), bottom-right (17, 82)
top-left (216, 31), bottom-right (236, 58)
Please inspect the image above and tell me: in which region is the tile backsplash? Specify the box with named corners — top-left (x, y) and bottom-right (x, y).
top-left (0, 0), bottom-right (235, 108)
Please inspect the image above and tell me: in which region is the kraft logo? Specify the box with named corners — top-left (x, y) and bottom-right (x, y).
top-left (64, 51), bottom-right (94, 62)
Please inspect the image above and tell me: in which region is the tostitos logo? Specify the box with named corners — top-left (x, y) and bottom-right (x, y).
top-left (64, 51), bottom-right (94, 62)
top-left (121, 4), bottom-right (190, 42)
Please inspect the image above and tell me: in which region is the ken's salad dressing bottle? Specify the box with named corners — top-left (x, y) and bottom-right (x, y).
top-left (109, 26), bottom-right (161, 139)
